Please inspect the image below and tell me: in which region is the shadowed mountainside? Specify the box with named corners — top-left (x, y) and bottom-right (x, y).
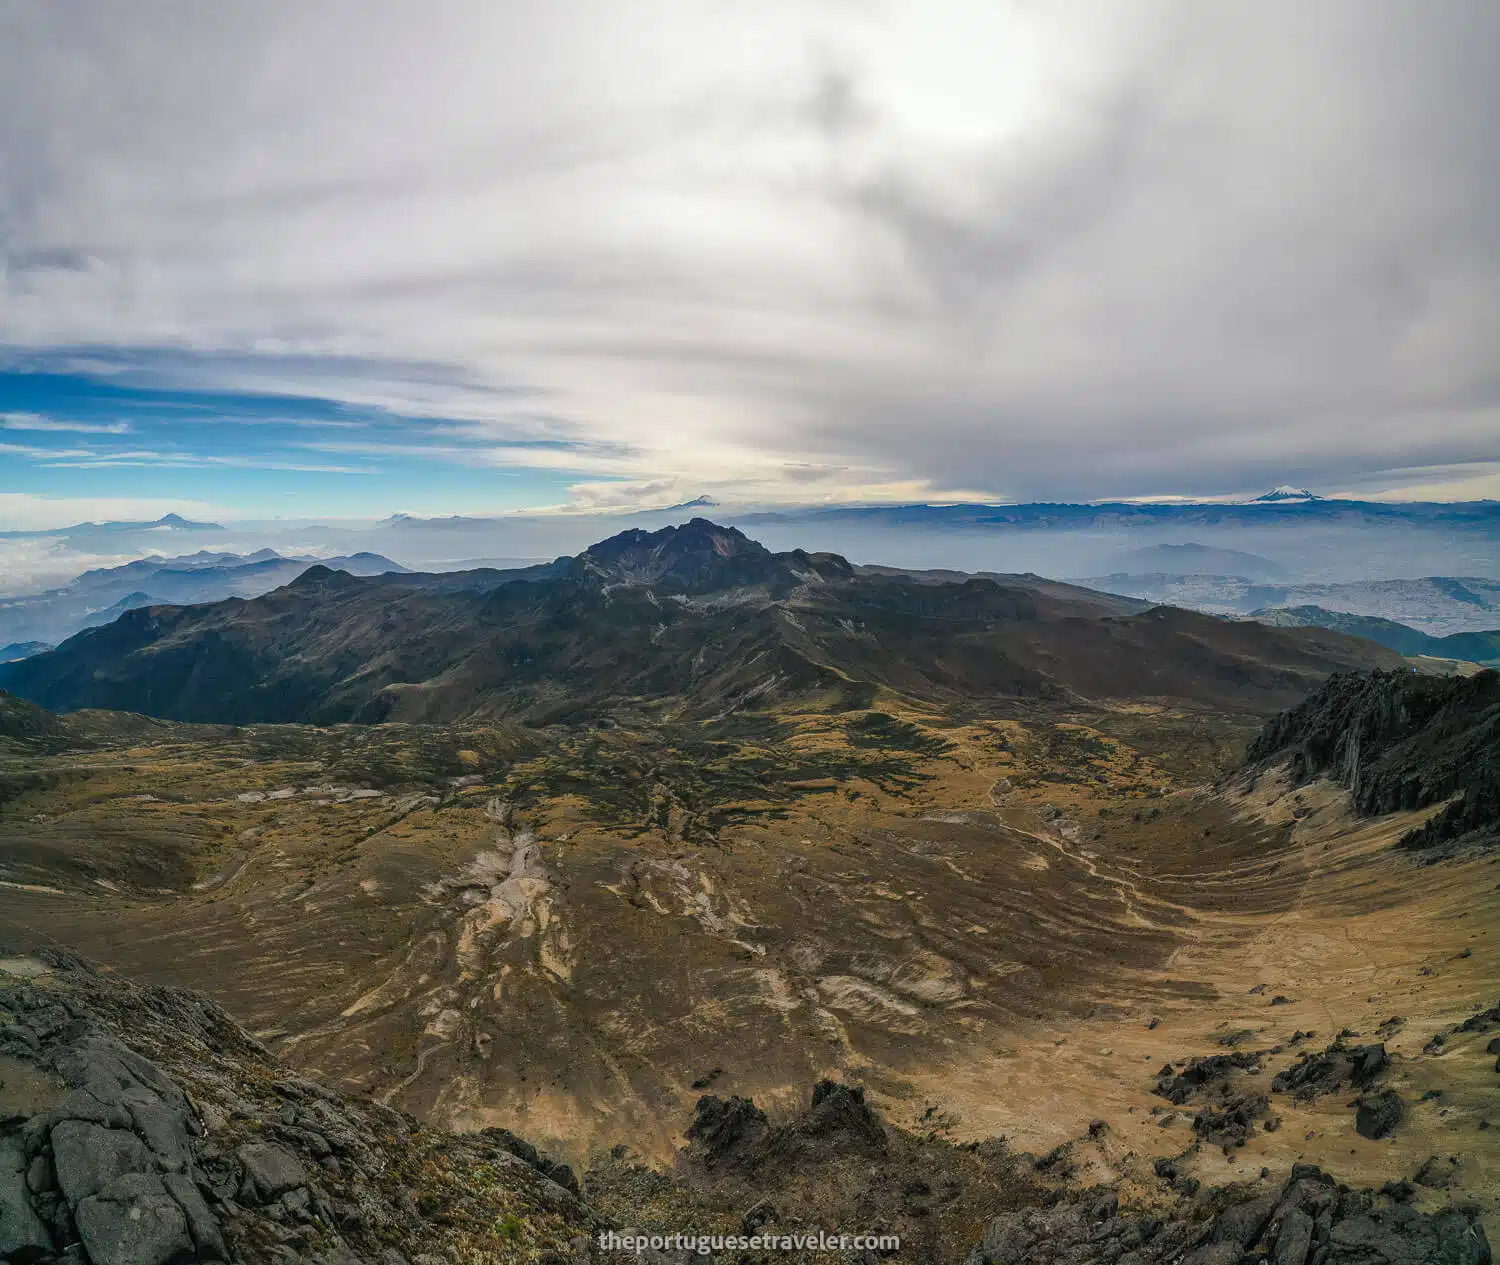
top-left (0, 520), bottom-right (1398, 726)
top-left (1251, 606), bottom-right (1500, 664)
top-left (0, 550), bottom-right (408, 649)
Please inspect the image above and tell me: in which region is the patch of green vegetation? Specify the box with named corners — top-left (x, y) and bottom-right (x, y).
top-left (845, 711), bottom-right (952, 756)
top-left (0, 769), bottom-right (71, 813)
top-left (2, 701), bottom-right (954, 855)
top-left (0, 690), bottom-right (66, 751)
top-left (168, 722), bottom-right (544, 790)
top-left (496, 719), bottom-right (937, 841)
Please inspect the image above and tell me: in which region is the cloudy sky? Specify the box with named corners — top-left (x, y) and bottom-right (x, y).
top-left (2, 0), bottom-right (1497, 525)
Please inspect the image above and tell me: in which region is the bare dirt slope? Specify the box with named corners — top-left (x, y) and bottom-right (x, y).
top-left (3, 695), bottom-right (1496, 1246)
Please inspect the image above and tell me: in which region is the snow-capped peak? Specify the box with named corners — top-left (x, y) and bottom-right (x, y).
top-left (1252, 486), bottom-right (1321, 503)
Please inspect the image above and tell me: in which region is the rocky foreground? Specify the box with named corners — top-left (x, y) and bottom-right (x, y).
top-left (965, 1169), bottom-right (1491, 1265)
top-left (0, 951), bottom-right (598, 1265)
top-left (1, 951), bottom-right (1492, 1264)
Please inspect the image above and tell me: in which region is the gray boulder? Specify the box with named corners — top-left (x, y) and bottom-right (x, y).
top-left (54, 1038), bottom-right (187, 1117)
top-left (236, 1142), bottom-right (309, 1205)
top-left (162, 1171), bottom-right (227, 1260)
top-left (16, 1023), bottom-right (233, 1263)
top-left (1356, 1090), bottom-right (1405, 1140)
top-left (74, 1172), bottom-right (192, 1265)
top-left (1183, 1243), bottom-right (1242, 1265)
top-left (1211, 1192), bottom-right (1277, 1246)
top-left (1328, 1205), bottom-right (1492, 1264)
top-left (0, 1135), bottom-right (53, 1261)
top-left (1273, 1208), bottom-right (1314, 1265)
top-left (50, 1121), bottom-right (152, 1204)
top-left (48, 1090), bottom-right (131, 1131)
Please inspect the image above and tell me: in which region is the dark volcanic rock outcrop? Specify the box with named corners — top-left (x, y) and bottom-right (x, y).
top-left (1154, 1053), bottom-right (1262, 1107)
top-left (1271, 1040), bottom-right (1391, 1100)
top-left (0, 951), bottom-right (599, 1264)
top-left (683, 1080), bottom-right (886, 1179)
top-left (1153, 1053), bottom-right (1270, 1149)
top-left (1245, 668), bottom-right (1500, 852)
top-left (683, 1095), bottom-right (770, 1171)
top-left (1270, 1039), bottom-right (1405, 1141)
top-left (1355, 1091), bottom-right (1406, 1141)
top-left (966, 1164), bottom-right (1491, 1265)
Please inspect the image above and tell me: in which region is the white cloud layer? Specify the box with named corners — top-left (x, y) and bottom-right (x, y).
top-left (2, 0), bottom-right (1498, 503)
top-left (0, 493), bottom-right (237, 590)
top-left (1, 413), bottom-right (131, 434)
top-left (0, 492), bottom-right (230, 529)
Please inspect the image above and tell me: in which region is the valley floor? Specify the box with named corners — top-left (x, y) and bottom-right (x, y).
top-left (2, 700), bottom-right (1497, 1247)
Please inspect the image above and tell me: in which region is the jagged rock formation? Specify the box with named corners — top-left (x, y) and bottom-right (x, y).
top-left (0, 951), bottom-right (599, 1265)
top-left (683, 1081), bottom-right (889, 1178)
top-left (965, 1164), bottom-right (1491, 1264)
top-left (573, 519), bottom-right (853, 594)
top-left (1245, 668), bottom-right (1500, 852)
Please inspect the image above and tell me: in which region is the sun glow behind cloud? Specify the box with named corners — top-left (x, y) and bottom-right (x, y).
top-left (1, 1), bottom-right (1497, 521)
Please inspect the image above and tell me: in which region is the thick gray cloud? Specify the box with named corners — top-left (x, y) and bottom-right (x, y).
top-left (1, 0), bottom-right (1497, 506)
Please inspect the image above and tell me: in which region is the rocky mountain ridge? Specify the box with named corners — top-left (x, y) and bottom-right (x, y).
top-left (1244, 668), bottom-right (1500, 853)
top-left (0, 552), bottom-right (407, 651)
top-left (571, 519), bottom-right (853, 594)
top-left (0, 521), bottom-right (1397, 726)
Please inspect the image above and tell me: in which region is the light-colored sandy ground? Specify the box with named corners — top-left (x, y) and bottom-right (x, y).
top-left (2, 714), bottom-right (1495, 1238)
top-left (891, 777), bottom-right (1499, 1237)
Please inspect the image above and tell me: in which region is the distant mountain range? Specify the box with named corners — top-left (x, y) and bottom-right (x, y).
top-left (736, 497), bottom-right (1500, 529)
top-left (0, 518), bottom-right (1398, 725)
top-left (7, 496), bottom-right (1497, 582)
top-left (0, 640), bottom-right (51, 662)
top-left (0, 548), bottom-right (407, 648)
top-left (0, 511), bottom-right (223, 539)
top-left (1079, 573), bottom-right (1500, 636)
top-left (1249, 605), bottom-right (1500, 665)
top-left (342, 496), bottom-right (1500, 545)
top-left (1100, 541), bottom-right (1287, 580)
top-left (10, 497), bottom-right (1500, 545)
